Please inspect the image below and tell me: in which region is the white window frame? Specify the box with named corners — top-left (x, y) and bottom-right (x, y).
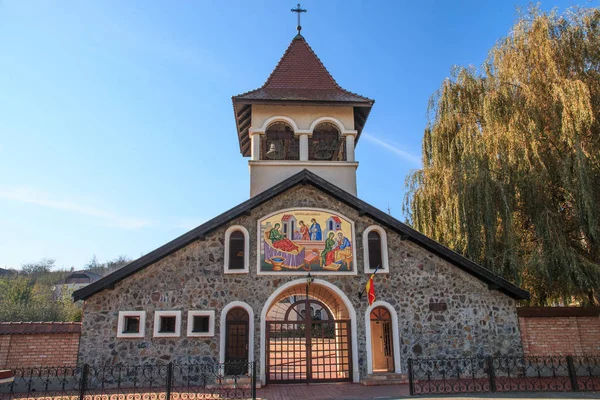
top-left (117, 311), bottom-right (146, 338)
top-left (363, 225), bottom-right (389, 274)
top-left (224, 225), bottom-right (250, 274)
top-left (187, 310), bottom-right (215, 337)
top-left (153, 310), bottom-right (182, 338)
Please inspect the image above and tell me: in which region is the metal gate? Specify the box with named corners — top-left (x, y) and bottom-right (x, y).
top-left (266, 298), bottom-right (352, 384)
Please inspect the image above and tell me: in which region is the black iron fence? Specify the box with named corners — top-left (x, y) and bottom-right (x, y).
top-left (0, 361), bottom-right (256, 400)
top-left (408, 355), bottom-right (600, 395)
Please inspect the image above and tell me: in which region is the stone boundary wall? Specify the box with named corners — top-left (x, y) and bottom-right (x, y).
top-left (0, 322), bottom-right (81, 368)
top-left (518, 307), bottom-right (600, 356)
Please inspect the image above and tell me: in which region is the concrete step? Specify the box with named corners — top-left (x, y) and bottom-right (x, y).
top-left (360, 373), bottom-right (408, 386)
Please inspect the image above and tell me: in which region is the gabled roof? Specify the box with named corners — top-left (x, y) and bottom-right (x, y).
top-left (65, 270), bottom-right (103, 281)
top-left (234, 35), bottom-right (373, 103)
top-left (74, 170), bottom-right (529, 301)
top-left (232, 35), bottom-right (374, 156)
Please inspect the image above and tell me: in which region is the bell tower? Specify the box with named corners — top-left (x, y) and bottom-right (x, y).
top-left (232, 10), bottom-right (374, 197)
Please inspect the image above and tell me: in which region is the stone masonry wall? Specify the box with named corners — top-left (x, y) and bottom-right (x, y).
top-left (79, 184), bottom-right (523, 379)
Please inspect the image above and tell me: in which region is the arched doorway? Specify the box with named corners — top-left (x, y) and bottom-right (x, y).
top-left (365, 301), bottom-right (401, 375)
top-left (370, 307), bottom-right (394, 372)
top-left (225, 307), bottom-right (249, 374)
top-left (264, 282), bottom-right (353, 384)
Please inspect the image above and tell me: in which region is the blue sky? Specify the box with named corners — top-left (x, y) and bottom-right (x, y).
top-left (0, 0), bottom-right (580, 269)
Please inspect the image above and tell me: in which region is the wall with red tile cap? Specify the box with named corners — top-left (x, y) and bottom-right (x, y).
top-left (0, 323), bottom-right (81, 368)
top-left (518, 307), bottom-right (600, 356)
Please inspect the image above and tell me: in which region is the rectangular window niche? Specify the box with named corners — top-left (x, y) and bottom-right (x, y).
top-left (153, 310), bottom-right (182, 338)
top-left (187, 310), bottom-right (215, 337)
top-left (117, 311), bottom-right (146, 338)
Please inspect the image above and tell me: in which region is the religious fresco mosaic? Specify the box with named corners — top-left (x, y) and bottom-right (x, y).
top-left (258, 209), bottom-right (355, 274)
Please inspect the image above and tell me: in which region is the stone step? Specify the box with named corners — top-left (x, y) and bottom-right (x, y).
top-left (360, 373), bottom-right (408, 386)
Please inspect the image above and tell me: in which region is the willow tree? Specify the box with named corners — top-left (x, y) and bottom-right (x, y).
top-left (404, 6), bottom-right (600, 305)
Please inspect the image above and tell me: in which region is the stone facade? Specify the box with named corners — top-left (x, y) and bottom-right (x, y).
top-left (79, 184), bottom-right (523, 380)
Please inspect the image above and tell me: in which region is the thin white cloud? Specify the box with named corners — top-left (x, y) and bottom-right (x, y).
top-left (0, 186), bottom-right (151, 229)
top-left (362, 133), bottom-right (422, 166)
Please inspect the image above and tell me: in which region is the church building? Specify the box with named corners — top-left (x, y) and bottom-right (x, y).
top-left (74, 22), bottom-right (529, 385)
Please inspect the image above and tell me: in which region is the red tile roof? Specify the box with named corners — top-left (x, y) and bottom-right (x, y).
top-left (330, 216), bottom-right (342, 224)
top-left (232, 34), bottom-right (374, 156)
top-left (281, 214), bottom-right (295, 221)
top-left (234, 36), bottom-right (372, 103)
top-left (0, 322), bottom-right (82, 335)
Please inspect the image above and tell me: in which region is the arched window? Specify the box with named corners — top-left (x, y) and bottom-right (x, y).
top-left (261, 122), bottom-right (299, 160)
top-left (229, 231), bottom-right (245, 269)
top-left (224, 225), bottom-right (250, 274)
top-left (310, 122), bottom-right (345, 161)
top-left (368, 231), bottom-right (382, 269)
top-left (363, 226), bottom-right (389, 273)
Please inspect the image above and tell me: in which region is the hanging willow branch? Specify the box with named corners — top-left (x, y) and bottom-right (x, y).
top-left (404, 6), bottom-right (600, 306)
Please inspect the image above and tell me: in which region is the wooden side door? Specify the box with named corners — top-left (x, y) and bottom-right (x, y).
top-left (370, 307), bottom-right (394, 372)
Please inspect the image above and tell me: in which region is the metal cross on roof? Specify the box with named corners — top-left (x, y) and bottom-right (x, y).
top-left (291, 3), bottom-right (307, 34)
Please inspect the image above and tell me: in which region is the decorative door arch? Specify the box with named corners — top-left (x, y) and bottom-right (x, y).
top-left (264, 282), bottom-right (353, 384)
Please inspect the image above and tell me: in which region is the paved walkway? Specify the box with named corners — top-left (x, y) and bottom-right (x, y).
top-left (257, 383), bottom-right (408, 399)
top-left (256, 383), bottom-right (600, 400)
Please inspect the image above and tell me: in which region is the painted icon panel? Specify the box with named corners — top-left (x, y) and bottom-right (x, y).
top-left (258, 209), bottom-right (355, 274)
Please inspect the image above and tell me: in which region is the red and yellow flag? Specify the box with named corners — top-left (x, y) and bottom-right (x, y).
top-left (365, 272), bottom-right (376, 305)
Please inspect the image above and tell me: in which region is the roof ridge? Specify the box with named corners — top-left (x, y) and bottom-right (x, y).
top-left (292, 38), bottom-right (373, 102)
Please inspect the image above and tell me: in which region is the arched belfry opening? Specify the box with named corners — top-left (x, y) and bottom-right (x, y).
top-left (262, 122), bottom-right (299, 160)
top-left (310, 122), bottom-right (345, 161)
top-left (265, 282), bottom-right (352, 384)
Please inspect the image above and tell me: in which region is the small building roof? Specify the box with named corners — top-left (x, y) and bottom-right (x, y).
top-left (329, 216), bottom-right (342, 224)
top-left (232, 35), bottom-right (374, 156)
top-left (65, 270), bottom-right (103, 282)
top-left (281, 214), bottom-right (295, 221)
top-left (0, 322), bottom-right (81, 335)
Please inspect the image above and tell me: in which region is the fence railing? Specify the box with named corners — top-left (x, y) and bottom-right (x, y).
top-left (408, 355), bottom-right (600, 395)
top-left (0, 361), bottom-right (257, 400)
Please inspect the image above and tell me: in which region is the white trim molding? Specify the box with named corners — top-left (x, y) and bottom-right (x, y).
top-left (309, 116), bottom-right (355, 135)
top-left (117, 311), bottom-right (146, 338)
top-left (256, 116), bottom-right (301, 133)
top-left (260, 279), bottom-right (360, 384)
top-left (363, 225), bottom-right (390, 274)
top-left (153, 310), bottom-right (182, 338)
top-left (187, 310), bottom-right (215, 337)
top-left (365, 301), bottom-right (402, 374)
top-left (219, 302), bottom-right (255, 364)
top-left (224, 225), bottom-right (250, 274)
